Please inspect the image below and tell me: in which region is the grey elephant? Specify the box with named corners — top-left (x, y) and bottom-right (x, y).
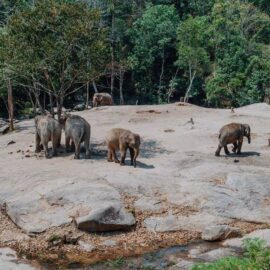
top-left (93, 93), bottom-right (113, 107)
top-left (35, 114), bottom-right (62, 158)
top-left (60, 114), bottom-right (91, 159)
top-left (215, 123), bottom-right (251, 156)
top-left (106, 128), bottom-right (140, 167)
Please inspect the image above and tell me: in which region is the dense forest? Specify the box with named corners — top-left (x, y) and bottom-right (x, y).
top-left (0, 0), bottom-right (269, 120)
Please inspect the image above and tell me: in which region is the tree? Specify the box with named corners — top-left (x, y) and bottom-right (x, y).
top-left (1, 0), bottom-right (108, 119)
top-left (176, 16), bottom-right (210, 103)
top-left (130, 4), bottom-right (179, 103)
top-left (205, 0), bottom-right (270, 107)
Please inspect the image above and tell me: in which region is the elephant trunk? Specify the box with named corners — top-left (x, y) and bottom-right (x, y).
top-left (247, 135), bottom-right (251, 144)
top-left (133, 148), bottom-right (139, 168)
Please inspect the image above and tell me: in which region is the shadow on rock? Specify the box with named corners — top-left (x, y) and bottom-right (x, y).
top-left (136, 161), bottom-right (155, 169)
top-left (140, 139), bottom-right (173, 158)
top-left (225, 151), bottom-right (261, 158)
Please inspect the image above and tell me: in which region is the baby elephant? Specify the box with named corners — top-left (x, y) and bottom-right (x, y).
top-left (61, 114), bottom-right (91, 159)
top-left (106, 128), bottom-right (140, 167)
top-left (93, 93), bottom-right (113, 107)
top-left (215, 123), bottom-right (251, 156)
top-left (35, 114), bottom-right (62, 158)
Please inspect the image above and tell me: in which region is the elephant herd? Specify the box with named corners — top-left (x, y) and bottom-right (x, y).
top-left (35, 113), bottom-right (141, 167)
top-left (35, 95), bottom-right (253, 168)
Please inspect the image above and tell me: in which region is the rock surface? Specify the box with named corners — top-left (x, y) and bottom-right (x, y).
top-left (223, 229), bottom-right (270, 248)
top-left (0, 103), bottom-right (270, 235)
top-left (0, 248), bottom-right (36, 270)
top-left (144, 213), bottom-right (231, 233)
top-left (196, 247), bottom-right (237, 262)
top-left (202, 225), bottom-right (241, 241)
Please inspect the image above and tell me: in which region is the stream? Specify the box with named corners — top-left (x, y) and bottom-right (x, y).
top-left (0, 240), bottom-right (241, 270)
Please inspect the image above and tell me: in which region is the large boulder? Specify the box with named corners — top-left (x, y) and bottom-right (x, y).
top-left (76, 202), bottom-right (135, 232)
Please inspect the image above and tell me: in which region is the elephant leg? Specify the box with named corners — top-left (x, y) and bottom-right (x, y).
top-left (84, 140), bottom-right (91, 159)
top-left (74, 141), bottom-right (81, 159)
top-left (129, 148), bottom-right (135, 166)
top-left (35, 132), bottom-right (41, 153)
top-left (232, 142), bottom-right (238, 153)
top-left (120, 145), bottom-right (127, 166)
top-left (43, 141), bottom-right (50, 159)
top-left (65, 136), bottom-right (71, 152)
top-left (224, 145), bottom-right (230, 155)
top-left (71, 141), bottom-right (75, 152)
top-left (112, 150), bottom-right (119, 163)
top-left (237, 138), bottom-right (243, 154)
top-left (107, 148), bottom-right (113, 162)
top-left (215, 144), bottom-right (222, 156)
top-left (52, 135), bottom-right (58, 157)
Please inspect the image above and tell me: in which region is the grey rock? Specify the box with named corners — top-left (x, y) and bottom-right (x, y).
top-left (134, 197), bottom-right (163, 211)
top-left (0, 125), bottom-right (9, 134)
top-left (76, 202), bottom-right (135, 232)
top-left (202, 225), bottom-right (241, 241)
top-left (102, 239), bottom-right (117, 247)
top-left (196, 247), bottom-right (237, 262)
top-left (0, 230), bottom-right (29, 243)
top-left (169, 259), bottom-right (195, 270)
top-left (0, 248), bottom-right (35, 270)
top-left (144, 212), bottom-right (231, 233)
top-left (78, 240), bottom-right (96, 252)
top-left (223, 229), bottom-right (270, 248)
top-left (1, 177), bottom-right (126, 234)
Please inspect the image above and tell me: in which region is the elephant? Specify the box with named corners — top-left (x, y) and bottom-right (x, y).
top-left (106, 128), bottom-right (140, 167)
top-left (35, 114), bottom-right (62, 158)
top-left (215, 123), bottom-right (251, 156)
top-left (93, 93), bottom-right (113, 107)
top-left (60, 113), bottom-right (91, 159)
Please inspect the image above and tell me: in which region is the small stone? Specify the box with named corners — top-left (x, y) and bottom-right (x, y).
top-left (25, 155), bottom-right (31, 158)
top-left (102, 239), bottom-right (117, 247)
top-left (78, 240), bottom-right (96, 252)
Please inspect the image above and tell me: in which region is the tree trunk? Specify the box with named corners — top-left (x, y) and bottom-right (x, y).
top-left (49, 93), bottom-right (54, 117)
top-left (119, 69), bottom-right (125, 105)
top-left (86, 81), bottom-right (90, 109)
top-left (92, 80), bottom-right (98, 93)
top-left (7, 79), bottom-right (14, 131)
top-left (33, 82), bottom-right (44, 113)
top-left (28, 91), bottom-right (36, 115)
top-left (184, 65), bottom-right (196, 103)
top-left (56, 95), bottom-right (64, 120)
top-left (110, 8), bottom-right (115, 98)
top-left (158, 49), bottom-right (165, 104)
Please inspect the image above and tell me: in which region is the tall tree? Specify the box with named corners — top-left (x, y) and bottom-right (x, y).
top-left (176, 16), bottom-right (210, 103)
top-left (1, 0), bottom-right (108, 119)
top-left (130, 4), bottom-right (179, 103)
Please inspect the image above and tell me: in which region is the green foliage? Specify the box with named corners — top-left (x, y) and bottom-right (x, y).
top-left (129, 4), bottom-right (179, 103)
top-left (1, 0), bottom-right (270, 116)
top-left (205, 0), bottom-right (270, 107)
top-left (1, 0), bottom-right (108, 102)
top-left (105, 257), bottom-right (125, 268)
top-left (176, 16), bottom-right (210, 100)
top-left (191, 238), bottom-right (270, 270)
